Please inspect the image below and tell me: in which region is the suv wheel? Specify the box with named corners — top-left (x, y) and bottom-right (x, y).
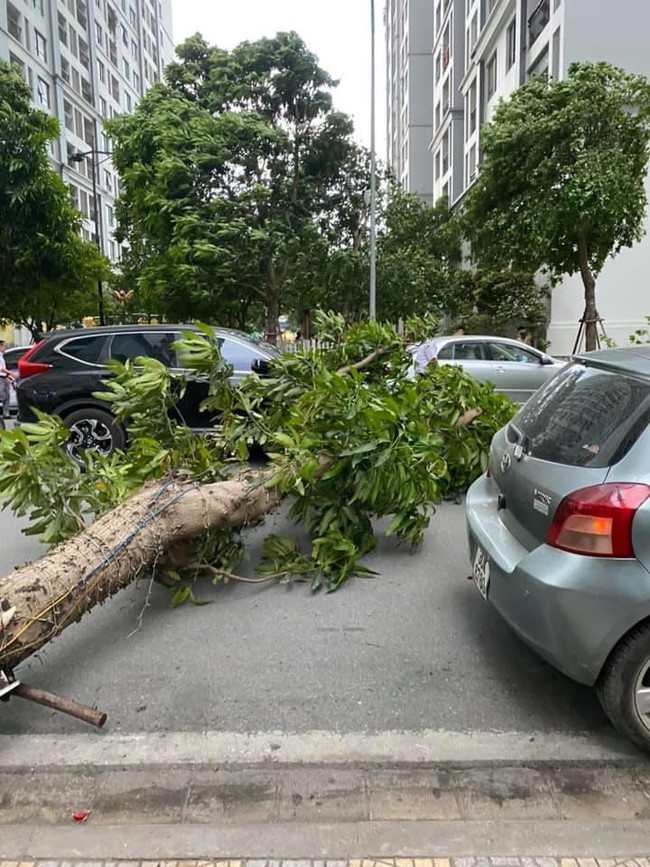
top-left (598, 621), bottom-right (650, 752)
top-left (63, 408), bottom-right (126, 460)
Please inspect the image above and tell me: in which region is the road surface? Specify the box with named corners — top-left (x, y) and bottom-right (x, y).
top-left (0, 499), bottom-right (610, 739)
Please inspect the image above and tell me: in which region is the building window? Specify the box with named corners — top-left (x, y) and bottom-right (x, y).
top-left (469, 144), bottom-right (477, 181)
top-left (435, 148), bottom-right (441, 181)
top-left (469, 12), bottom-right (477, 55)
top-left (58, 13), bottom-right (68, 45)
top-left (7, 3), bottom-right (22, 42)
top-left (9, 52), bottom-right (26, 80)
top-left (129, 5), bottom-right (137, 26)
top-left (552, 27), bottom-right (561, 79)
top-left (528, 45), bottom-right (549, 79)
top-left (79, 38), bottom-right (89, 69)
top-left (68, 183), bottom-right (79, 209)
top-left (132, 70), bottom-right (140, 92)
top-left (32, 0), bottom-right (44, 13)
top-left (121, 24), bottom-right (128, 46)
top-left (131, 38), bottom-right (139, 59)
top-left (99, 96), bottom-right (108, 116)
top-left (529, 0), bottom-right (550, 47)
top-left (76, 0), bottom-right (87, 28)
top-left (123, 58), bottom-right (130, 80)
top-left (35, 30), bottom-right (47, 62)
top-left (486, 51), bottom-right (498, 100)
top-left (125, 91), bottom-right (132, 111)
top-left (506, 18), bottom-right (516, 70)
top-left (81, 77), bottom-right (93, 103)
top-left (83, 117), bottom-right (94, 146)
top-left (469, 80), bottom-right (477, 133)
top-left (95, 21), bottom-right (103, 45)
top-left (64, 99), bottom-right (74, 131)
top-left (98, 59), bottom-right (106, 82)
top-left (36, 76), bottom-right (50, 108)
top-left (106, 204), bottom-right (115, 229)
top-left (110, 74), bottom-right (120, 101)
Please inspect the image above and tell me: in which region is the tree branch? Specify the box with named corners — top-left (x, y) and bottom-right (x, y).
top-left (336, 347), bottom-right (391, 376)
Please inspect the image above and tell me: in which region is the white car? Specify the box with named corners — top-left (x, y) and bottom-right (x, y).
top-left (411, 335), bottom-right (566, 403)
top-left (4, 346), bottom-right (31, 414)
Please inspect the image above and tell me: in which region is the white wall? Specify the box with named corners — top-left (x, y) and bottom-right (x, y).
top-left (547, 174), bottom-right (650, 354)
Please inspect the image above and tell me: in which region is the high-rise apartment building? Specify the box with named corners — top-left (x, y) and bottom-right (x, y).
top-left (385, 0), bottom-right (434, 203)
top-left (386, 0), bottom-right (650, 352)
top-left (0, 0), bottom-right (174, 263)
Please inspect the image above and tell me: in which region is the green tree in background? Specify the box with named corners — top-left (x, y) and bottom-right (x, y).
top-left (376, 190), bottom-right (463, 323)
top-left (108, 32), bottom-right (364, 341)
top-left (0, 62), bottom-right (106, 339)
top-left (464, 62), bottom-right (650, 351)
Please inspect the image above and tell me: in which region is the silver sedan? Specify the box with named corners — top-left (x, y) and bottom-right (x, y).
top-left (413, 335), bottom-right (566, 403)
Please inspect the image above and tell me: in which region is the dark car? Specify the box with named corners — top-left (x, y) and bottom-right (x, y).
top-left (16, 325), bottom-right (279, 457)
top-left (4, 345), bottom-right (31, 414)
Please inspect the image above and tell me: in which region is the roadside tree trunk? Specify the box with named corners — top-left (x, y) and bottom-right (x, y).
top-left (578, 231), bottom-right (599, 352)
top-left (0, 473), bottom-right (280, 674)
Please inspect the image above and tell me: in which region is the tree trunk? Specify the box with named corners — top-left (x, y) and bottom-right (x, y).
top-left (0, 472), bottom-right (280, 674)
top-left (265, 293), bottom-right (280, 346)
top-left (578, 232), bottom-right (599, 352)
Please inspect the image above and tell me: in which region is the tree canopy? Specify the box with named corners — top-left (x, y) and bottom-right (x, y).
top-left (108, 32), bottom-right (366, 340)
top-left (463, 62), bottom-right (650, 350)
top-left (0, 62), bottom-right (106, 338)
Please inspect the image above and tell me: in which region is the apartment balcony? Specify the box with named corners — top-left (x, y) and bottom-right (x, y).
top-left (528, 0), bottom-right (550, 47)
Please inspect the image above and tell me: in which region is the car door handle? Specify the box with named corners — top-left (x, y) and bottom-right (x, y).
top-left (495, 366), bottom-right (507, 372)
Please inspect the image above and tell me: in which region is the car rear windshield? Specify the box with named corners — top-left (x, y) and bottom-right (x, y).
top-left (509, 363), bottom-right (650, 468)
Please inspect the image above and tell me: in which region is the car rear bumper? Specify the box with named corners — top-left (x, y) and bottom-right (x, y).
top-left (466, 473), bottom-right (650, 686)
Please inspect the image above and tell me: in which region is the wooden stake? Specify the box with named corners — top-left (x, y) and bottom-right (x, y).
top-left (13, 683), bottom-right (107, 728)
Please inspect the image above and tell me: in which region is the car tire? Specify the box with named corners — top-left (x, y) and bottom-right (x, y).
top-left (63, 407), bottom-right (126, 460)
top-left (597, 621), bottom-right (650, 752)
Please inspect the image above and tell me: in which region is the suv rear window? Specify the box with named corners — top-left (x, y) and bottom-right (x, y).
top-left (109, 332), bottom-right (179, 366)
top-left (510, 363), bottom-right (650, 468)
top-left (58, 335), bottom-right (108, 365)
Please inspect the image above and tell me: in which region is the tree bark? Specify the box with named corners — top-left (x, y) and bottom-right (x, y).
top-left (0, 472), bottom-right (280, 673)
top-left (577, 231), bottom-right (599, 352)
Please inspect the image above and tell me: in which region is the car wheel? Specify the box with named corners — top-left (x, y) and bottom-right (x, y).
top-left (63, 408), bottom-right (126, 460)
top-left (597, 621), bottom-right (650, 752)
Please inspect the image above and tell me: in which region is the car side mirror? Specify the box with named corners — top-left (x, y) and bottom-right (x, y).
top-left (252, 358), bottom-right (271, 376)
top-left (540, 356), bottom-right (555, 365)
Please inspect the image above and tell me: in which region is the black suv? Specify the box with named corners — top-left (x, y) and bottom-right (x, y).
top-left (16, 325), bottom-right (279, 456)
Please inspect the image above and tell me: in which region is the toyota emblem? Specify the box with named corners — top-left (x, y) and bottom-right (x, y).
top-left (500, 453), bottom-right (512, 474)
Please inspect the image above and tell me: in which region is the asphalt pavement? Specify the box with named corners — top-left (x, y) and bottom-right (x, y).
top-left (0, 499), bottom-right (611, 739)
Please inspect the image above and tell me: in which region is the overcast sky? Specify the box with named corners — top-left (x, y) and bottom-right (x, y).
top-left (169, 0), bottom-right (386, 152)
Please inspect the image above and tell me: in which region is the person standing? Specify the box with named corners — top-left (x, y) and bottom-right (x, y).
top-left (517, 326), bottom-right (533, 346)
top-left (413, 336), bottom-right (440, 374)
top-left (0, 340), bottom-right (14, 430)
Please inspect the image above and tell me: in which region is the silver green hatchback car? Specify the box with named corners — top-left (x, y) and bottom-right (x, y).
top-left (466, 346), bottom-right (650, 751)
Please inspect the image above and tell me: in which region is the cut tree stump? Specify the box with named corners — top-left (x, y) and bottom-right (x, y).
top-left (0, 471), bottom-right (280, 674)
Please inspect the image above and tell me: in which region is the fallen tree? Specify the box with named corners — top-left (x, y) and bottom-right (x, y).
top-left (0, 314), bottom-right (516, 720)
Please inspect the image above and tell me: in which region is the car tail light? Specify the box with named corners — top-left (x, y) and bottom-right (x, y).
top-left (18, 341), bottom-right (51, 379)
top-left (546, 483), bottom-right (650, 558)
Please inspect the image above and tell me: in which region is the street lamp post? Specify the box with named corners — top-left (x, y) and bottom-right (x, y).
top-left (369, 0), bottom-right (377, 321)
top-left (70, 148), bottom-right (112, 326)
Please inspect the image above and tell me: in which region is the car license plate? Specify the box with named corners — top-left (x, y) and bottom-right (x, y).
top-left (473, 547), bottom-right (490, 599)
